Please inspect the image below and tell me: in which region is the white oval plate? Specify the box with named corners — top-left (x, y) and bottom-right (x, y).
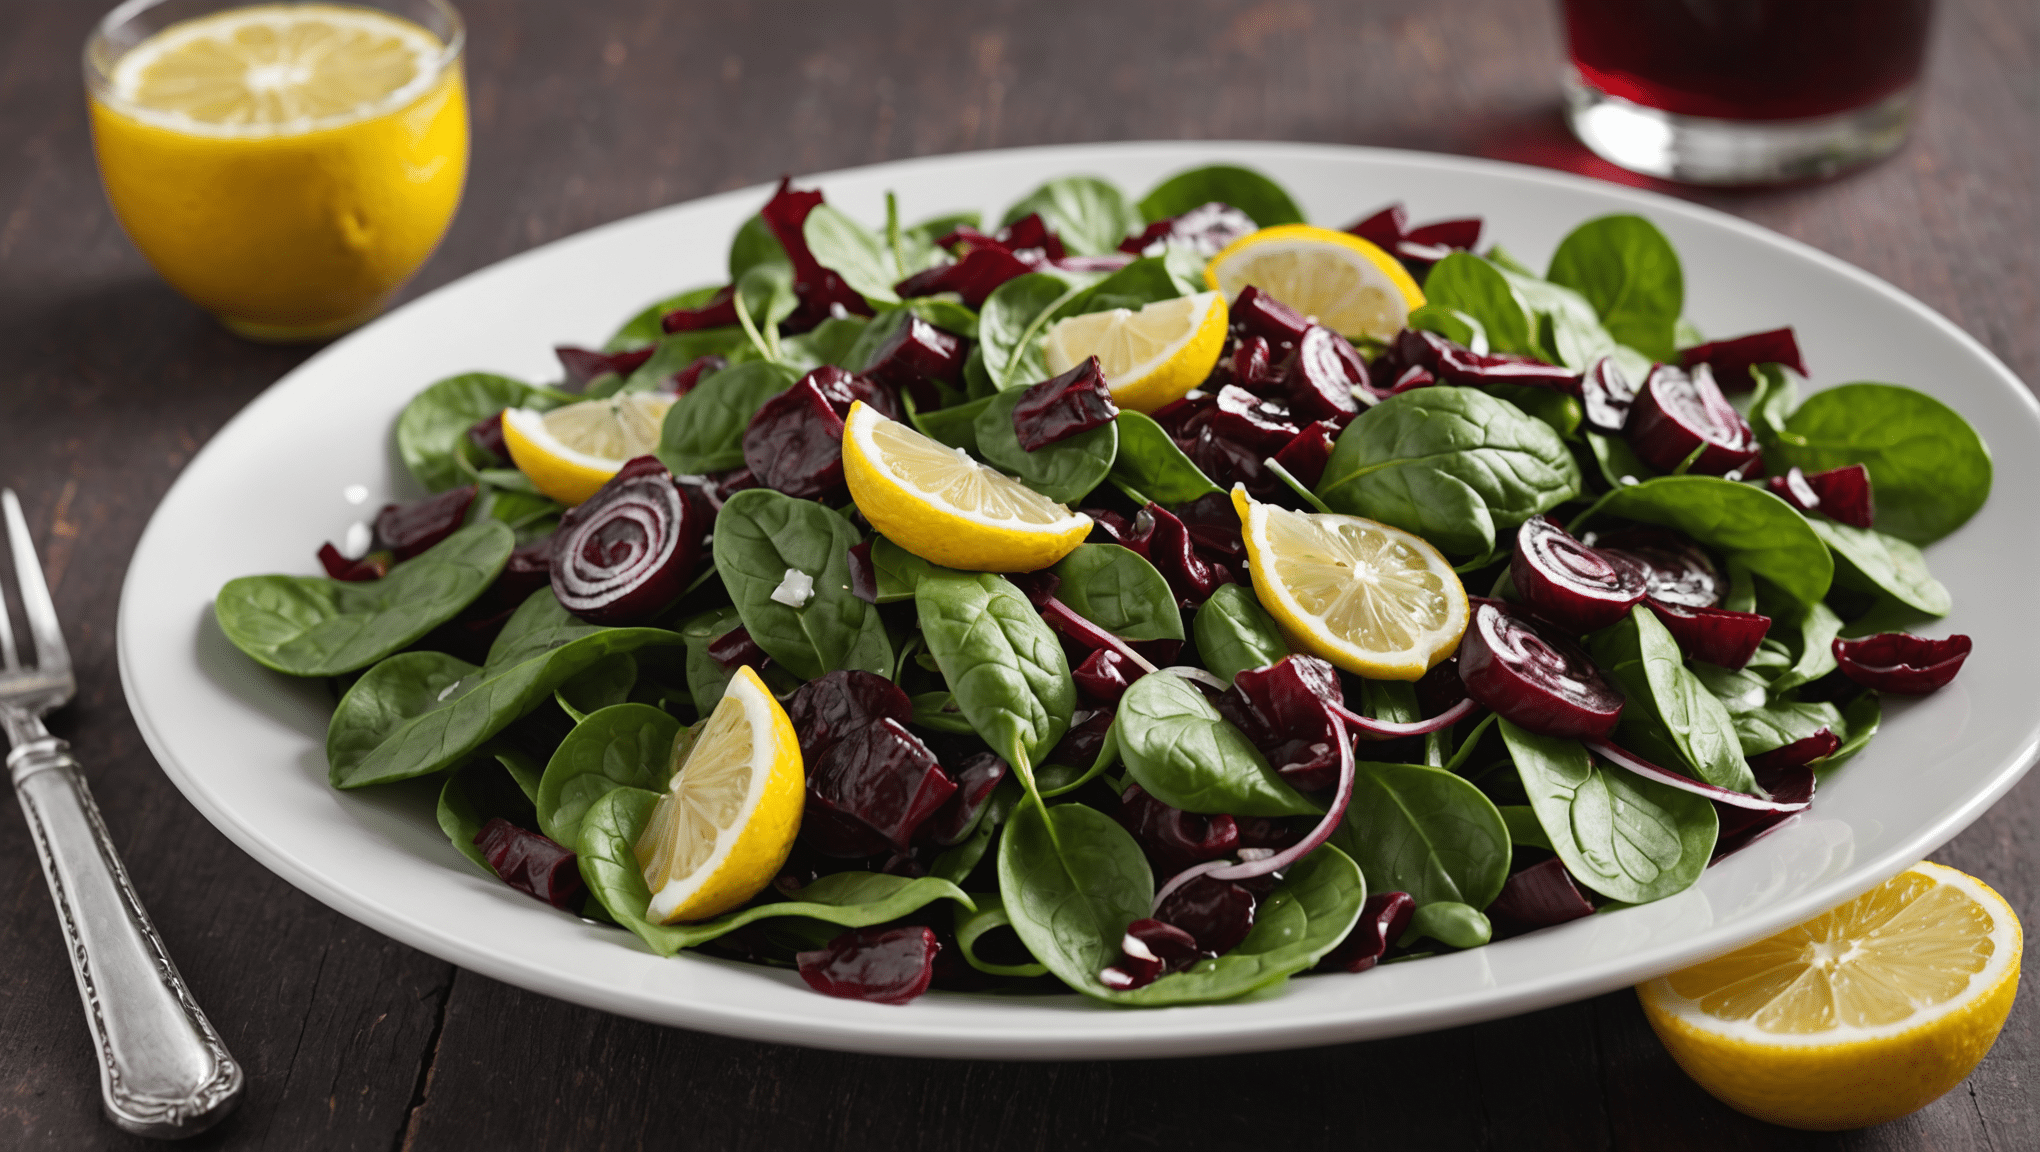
top-left (120, 142), bottom-right (2037, 1058)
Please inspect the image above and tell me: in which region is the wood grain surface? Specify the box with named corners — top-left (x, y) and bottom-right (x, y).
top-left (1, 1), bottom-right (2033, 1148)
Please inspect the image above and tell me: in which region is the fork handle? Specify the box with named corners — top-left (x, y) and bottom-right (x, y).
top-left (10, 736), bottom-right (244, 1138)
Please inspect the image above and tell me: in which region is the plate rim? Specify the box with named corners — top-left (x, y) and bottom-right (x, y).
top-left (118, 139), bottom-right (2038, 1058)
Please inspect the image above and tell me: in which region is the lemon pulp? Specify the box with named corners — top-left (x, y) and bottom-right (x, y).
top-left (501, 393), bottom-right (675, 506)
top-left (1206, 225), bottom-right (1424, 343)
top-left (1043, 291), bottom-right (1229, 413)
top-left (89, 4), bottom-right (467, 340)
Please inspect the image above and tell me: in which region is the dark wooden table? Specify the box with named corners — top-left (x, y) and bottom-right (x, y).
top-left (3, 1), bottom-right (2034, 1147)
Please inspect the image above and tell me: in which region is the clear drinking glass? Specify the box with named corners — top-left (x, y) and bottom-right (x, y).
top-left (85, 0), bottom-right (468, 342)
top-left (1560, 0), bottom-right (1934, 186)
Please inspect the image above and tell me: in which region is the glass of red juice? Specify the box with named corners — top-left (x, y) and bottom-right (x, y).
top-left (1561, 0), bottom-right (1935, 185)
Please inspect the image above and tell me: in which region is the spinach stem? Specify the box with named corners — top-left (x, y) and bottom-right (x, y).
top-left (731, 285), bottom-right (780, 364)
top-left (1261, 457), bottom-right (1332, 513)
top-left (886, 191), bottom-right (906, 279)
top-left (1442, 713), bottom-right (1499, 775)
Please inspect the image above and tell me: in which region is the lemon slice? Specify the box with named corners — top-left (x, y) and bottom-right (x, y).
top-left (1042, 290), bottom-right (1229, 413)
top-left (1206, 225), bottom-right (1425, 342)
top-left (635, 666), bottom-right (804, 924)
top-left (1638, 862), bottom-right (2022, 1131)
top-left (842, 401), bottom-right (1091, 573)
top-left (501, 394), bottom-right (675, 506)
top-left (108, 4), bottom-right (444, 136)
top-left (1233, 487), bottom-right (1467, 680)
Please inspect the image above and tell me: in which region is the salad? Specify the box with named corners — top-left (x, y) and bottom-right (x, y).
top-left (214, 163), bottom-right (1989, 1007)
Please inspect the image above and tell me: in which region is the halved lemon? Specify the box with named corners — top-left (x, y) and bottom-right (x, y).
top-left (1233, 487), bottom-right (1467, 680)
top-left (1042, 290), bottom-right (1228, 413)
top-left (501, 393), bottom-right (675, 506)
top-left (635, 665), bottom-right (804, 924)
top-left (842, 401), bottom-right (1091, 573)
top-left (1206, 225), bottom-right (1425, 343)
top-left (109, 3), bottom-right (444, 133)
top-left (1639, 861), bottom-right (2022, 1131)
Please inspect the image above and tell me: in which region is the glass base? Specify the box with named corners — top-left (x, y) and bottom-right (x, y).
top-left (1563, 73), bottom-right (1916, 186)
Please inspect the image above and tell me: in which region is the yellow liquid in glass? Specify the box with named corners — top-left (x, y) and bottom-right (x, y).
top-left (88, 4), bottom-right (467, 341)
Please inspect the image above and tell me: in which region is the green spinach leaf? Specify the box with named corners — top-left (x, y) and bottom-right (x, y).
top-left (1048, 544), bottom-right (1183, 642)
top-left (915, 571), bottom-right (1075, 783)
top-left (802, 203), bottom-right (902, 307)
top-left (1109, 411), bottom-right (1220, 504)
top-left (1002, 175), bottom-right (1144, 256)
top-left (1808, 518), bottom-right (1951, 616)
top-left (621, 327), bottom-right (751, 394)
top-left (604, 286), bottom-right (723, 352)
top-left (536, 703), bottom-right (680, 847)
top-left (679, 605), bottom-right (745, 715)
top-left (656, 360), bottom-right (801, 475)
top-left (397, 373), bottom-right (558, 492)
top-left (996, 800), bottom-right (1151, 997)
top-left (1116, 672), bottom-right (1319, 817)
top-left (1135, 164), bottom-right (1305, 228)
top-left (1587, 606), bottom-right (1757, 793)
top-left (554, 653), bottom-right (637, 721)
top-left (728, 212), bottom-right (788, 281)
top-left (978, 271), bottom-right (1091, 389)
top-left (1421, 252), bottom-right (1535, 356)
top-left (1769, 382), bottom-right (1992, 544)
top-left (1591, 476), bottom-right (1832, 606)
top-left (1690, 663), bottom-right (1842, 756)
top-left (712, 489), bottom-right (892, 681)
top-left (973, 386), bottom-right (1119, 504)
top-left (910, 394), bottom-right (995, 451)
top-left (1329, 761), bottom-right (1510, 909)
top-left (1192, 583), bottom-right (1289, 684)
top-left (437, 752), bottom-right (540, 872)
top-left (1546, 215), bottom-right (1683, 362)
top-left (954, 893), bottom-right (1049, 978)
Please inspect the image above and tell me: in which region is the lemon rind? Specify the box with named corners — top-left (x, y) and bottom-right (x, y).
top-left (644, 669), bottom-right (792, 923)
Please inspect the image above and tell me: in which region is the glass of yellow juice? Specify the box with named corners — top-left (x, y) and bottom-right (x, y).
top-left (85, 0), bottom-right (468, 342)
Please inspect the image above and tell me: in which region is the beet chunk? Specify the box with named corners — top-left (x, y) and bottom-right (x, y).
top-left (1832, 633), bottom-right (1972, 694)
top-left (1593, 528), bottom-right (1723, 609)
top-left (1098, 918), bottom-right (1204, 990)
top-left (1143, 503), bottom-right (1230, 608)
top-left (862, 316), bottom-right (965, 410)
top-left (807, 717), bottom-right (956, 853)
top-left (1678, 326), bottom-right (1808, 393)
top-left (1320, 890), bottom-right (1416, 973)
top-left (550, 458), bottom-right (700, 625)
top-left (895, 246), bottom-right (1032, 308)
top-left (786, 670), bottom-right (915, 764)
top-left (1580, 356), bottom-right (1638, 434)
top-left (917, 751), bottom-right (1007, 848)
top-left (759, 176), bottom-right (873, 332)
top-left (1270, 420), bottom-right (1340, 489)
top-left (1218, 656), bottom-right (1347, 791)
top-left (661, 285), bottom-right (740, 333)
top-left (665, 354), bottom-right (726, 397)
top-left (797, 926), bottom-right (941, 1004)
top-left (317, 543), bottom-right (391, 582)
top-left (1154, 873), bottom-right (1258, 956)
top-left (1770, 463), bottom-right (1875, 529)
top-left (1230, 286), bottom-right (1313, 354)
top-left (1073, 648), bottom-right (1138, 704)
top-left (467, 411), bottom-right (509, 463)
top-left (555, 345), bottom-right (655, 390)
top-left (707, 626), bottom-right (771, 672)
top-left (474, 818), bottom-right (583, 910)
top-left (743, 375), bottom-right (849, 499)
top-left (1013, 357), bottom-right (1119, 450)
top-left (1645, 599), bottom-right (1772, 669)
top-left (1276, 326), bottom-right (1364, 424)
top-left (1458, 602), bottom-right (1625, 739)
top-left (1625, 363), bottom-right (1761, 476)
top-left (1117, 202), bottom-right (1256, 258)
top-left (1116, 783), bottom-right (1239, 874)
top-left (1486, 858), bottom-right (1596, 938)
top-left (374, 485), bottom-right (478, 561)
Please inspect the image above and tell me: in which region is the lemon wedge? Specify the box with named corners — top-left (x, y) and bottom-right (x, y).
top-left (842, 401), bottom-right (1091, 573)
top-left (1042, 290), bottom-right (1229, 413)
top-left (1206, 225), bottom-right (1424, 343)
top-left (1233, 486), bottom-right (1467, 680)
top-left (1638, 861), bottom-right (2022, 1131)
top-left (108, 3), bottom-right (444, 134)
top-left (635, 665), bottom-right (804, 924)
top-left (501, 393), bottom-right (674, 506)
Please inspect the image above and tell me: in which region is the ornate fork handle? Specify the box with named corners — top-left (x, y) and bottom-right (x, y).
top-left (10, 736), bottom-right (243, 1138)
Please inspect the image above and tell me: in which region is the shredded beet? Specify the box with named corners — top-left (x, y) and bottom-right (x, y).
top-left (786, 670), bottom-right (915, 764)
top-left (917, 751), bottom-right (1007, 847)
top-left (1098, 918), bottom-right (1204, 990)
top-left (1580, 356), bottom-right (1638, 434)
top-left (759, 176), bottom-right (873, 331)
top-left (1458, 602), bottom-right (1625, 739)
top-left (1511, 514), bottom-right (1648, 632)
top-left (374, 485), bottom-right (478, 561)
top-left (1625, 364), bottom-right (1762, 476)
top-left (555, 345), bottom-right (655, 390)
top-left (862, 316), bottom-right (965, 410)
top-left (467, 411), bottom-right (509, 463)
top-left (1276, 326), bottom-right (1365, 423)
top-left (474, 818), bottom-right (584, 910)
top-left (1013, 357), bottom-right (1119, 450)
top-left (1593, 528), bottom-right (1723, 609)
top-left (1832, 632), bottom-right (1972, 694)
top-left (797, 926), bottom-right (941, 1004)
top-left (1142, 503), bottom-right (1231, 608)
top-left (707, 626), bottom-right (771, 672)
top-left (1678, 326), bottom-right (1807, 393)
top-left (1486, 858), bottom-right (1595, 937)
top-left (1320, 890), bottom-right (1416, 973)
top-left (1771, 464), bottom-right (1875, 528)
top-left (1645, 598), bottom-right (1771, 669)
top-left (317, 543), bottom-right (391, 582)
top-left (661, 285), bottom-right (740, 333)
top-left (549, 457), bottom-right (700, 624)
top-left (807, 717), bottom-right (956, 853)
top-left (1117, 783), bottom-right (1240, 873)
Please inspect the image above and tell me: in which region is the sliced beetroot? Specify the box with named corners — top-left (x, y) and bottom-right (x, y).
top-left (1172, 491), bottom-right (1247, 561)
top-left (1593, 528), bottom-right (1723, 609)
top-left (1770, 464), bottom-right (1875, 529)
top-left (474, 818), bottom-right (583, 910)
top-left (1117, 202), bottom-right (1257, 258)
top-left (742, 376), bottom-right (849, 499)
top-left (1230, 286), bottom-right (1313, 353)
top-left (1218, 655), bottom-right (1347, 792)
top-left (661, 284), bottom-right (739, 333)
top-left (1085, 506), bottom-right (1157, 555)
top-left (862, 316), bottom-right (965, 410)
top-left (1144, 503), bottom-right (1229, 607)
top-left (1346, 204), bottom-right (1411, 251)
top-left (796, 925), bottom-right (940, 1005)
top-left (845, 541), bottom-right (879, 604)
top-left (1395, 329), bottom-right (1582, 392)
top-left (374, 485), bottom-right (478, 561)
top-left (894, 245), bottom-right (1034, 309)
top-left (786, 670), bottom-right (915, 764)
top-left (1416, 656), bottom-right (1468, 717)
top-left (1832, 633), bottom-right (1972, 694)
top-left (1148, 391), bottom-right (1215, 441)
top-left (1400, 217), bottom-right (1483, 256)
top-left (759, 176), bottom-right (873, 331)
top-left (1228, 335), bottom-right (1276, 393)
top-left (1486, 858), bottom-right (1595, 938)
top-left (1073, 648), bottom-right (1138, 704)
top-left (1277, 326), bottom-right (1364, 423)
top-left (1510, 514), bottom-right (1648, 632)
top-left (1013, 357), bottom-right (1119, 450)
top-left (808, 717), bottom-right (957, 852)
top-left (1098, 918), bottom-right (1203, 991)
top-left (917, 751), bottom-right (1007, 847)
top-left (1713, 763), bottom-right (1817, 860)
top-left (1048, 707), bottom-right (1115, 770)
top-left (665, 353), bottom-right (727, 397)
top-left (1007, 569), bottom-right (1061, 610)
top-left (1153, 872), bottom-right (1257, 956)
top-left (1678, 327), bottom-right (1807, 393)
top-left (1319, 890), bottom-right (1416, 973)
top-left (555, 345), bottom-right (655, 391)
top-left (1748, 728), bottom-right (1840, 773)
top-left (1458, 602), bottom-right (1625, 739)
top-left (317, 543), bottom-right (390, 582)
top-left (549, 457), bottom-right (700, 624)
top-left (1580, 356), bottom-right (1638, 434)
top-left (467, 411), bottom-right (509, 463)
top-left (1624, 363), bottom-right (1761, 476)
top-left (1116, 783), bottom-right (1239, 874)
top-left (999, 213), bottom-right (1067, 260)
top-left (1270, 419), bottom-right (1340, 489)
top-left (707, 626), bottom-right (771, 673)
top-left (1646, 599), bottom-right (1772, 669)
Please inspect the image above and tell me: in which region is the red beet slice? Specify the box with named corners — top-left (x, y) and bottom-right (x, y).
top-left (1645, 599), bottom-right (1772, 669)
top-left (786, 670), bottom-right (915, 763)
top-left (1074, 647), bottom-right (1137, 704)
top-left (1678, 327), bottom-right (1807, 393)
top-left (549, 457), bottom-right (700, 624)
top-left (665, 353), bottom-right (726, 397)
top-left (1511, 514), bottom-right (1648, 632)
top-left (1099, 918), bottom-right (1203, 990)
top-left (845, 541), bottom-right (879, 604)
top-left (555, 345), bottom-right (655, 391)
top-left (862, 316), bottom-right (965, 410)
top-left (1228, 335), bottom-right (1276, 393)
top-left (1486, 858), bottom-right (1595, 937)
top-left (1401, 217), bottom-right (1483, 254)
top-left (1770, 464), bottom-right (1875, 529)
top-left (1276, 326), bottom-right (1364, 423)
top-left (1270, 419), bottom-right (1340, 489)
top-left (374, 485), bottom-right (478, 561)
top-left (707, 626), bottom-right (771, 672)
top-left (467, 411), bottom-right (509, 462)
top-left (1217, 655), bottom-right (1347, 791)
top-left (1593, 528), bottom-right (1722, 609)
top-left (917, 751), bottom-right (1007, 847)
top-left (1230, 286), bottom-right (1313, 351)
top-left (1346, 204), bottom-right (1411, 251)
top-left (317, 543), bottom-right (390, 582)
top-left (1144, 503), bottom-right (1229, 607)
top-left (1319, 890), bottom-right (1416, 973)
top-left (1458, 602), bottom-right (1625, 739)
top-left (1832, 633), bottom-right (1972, 694)
top-left (1153, 872), bottom-right (1258, 956)
top-left (895, 245), bottom-right (1034, 308)
top-left (661, 285), bottom-right (739, 333)
top-left (1748, 728), bottom-right (1841, 773)
top-left (1013, 357), bottom-right (1119, 449)
top-left (759, 176), bottom-right (873, 331)
top-left (1117, 783), bottom-right (1240, 874)
top-left (1580, 356), bottom-right (1638, 434)
top-left (1624, 363), bottom-right (1761, 476)
top-left (1394, 329), bottom-right (1582, 392)
top-left (999, 213), bottom-right (1067, 260)
top-left (1713, 762), bottom-right (1818, 860)
top-left (474, 818), bottom-right (583, 910)
top-left (797, 926), bottom-right (941, 1004)
top-left (808, 717), bottom-right (956, 852)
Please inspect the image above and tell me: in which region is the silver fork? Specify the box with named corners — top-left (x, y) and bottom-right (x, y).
top-left (0, 490), bottom-right (243, 1138)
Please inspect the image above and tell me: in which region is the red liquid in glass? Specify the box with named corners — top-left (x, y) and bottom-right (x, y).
top-left (1564, 0), bottom-right (1932, 121)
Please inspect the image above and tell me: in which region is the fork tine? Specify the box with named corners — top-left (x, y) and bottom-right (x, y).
top-left (1, 489), bottom-right (67, 673)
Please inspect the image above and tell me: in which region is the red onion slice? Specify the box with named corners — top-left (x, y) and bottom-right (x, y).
top-left (1584, 738), bottom-right (1810, 812)
top-left (549, 456), bottom-right (701, 625)
top-left (1329, 696), bottom-right (1480, 740)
